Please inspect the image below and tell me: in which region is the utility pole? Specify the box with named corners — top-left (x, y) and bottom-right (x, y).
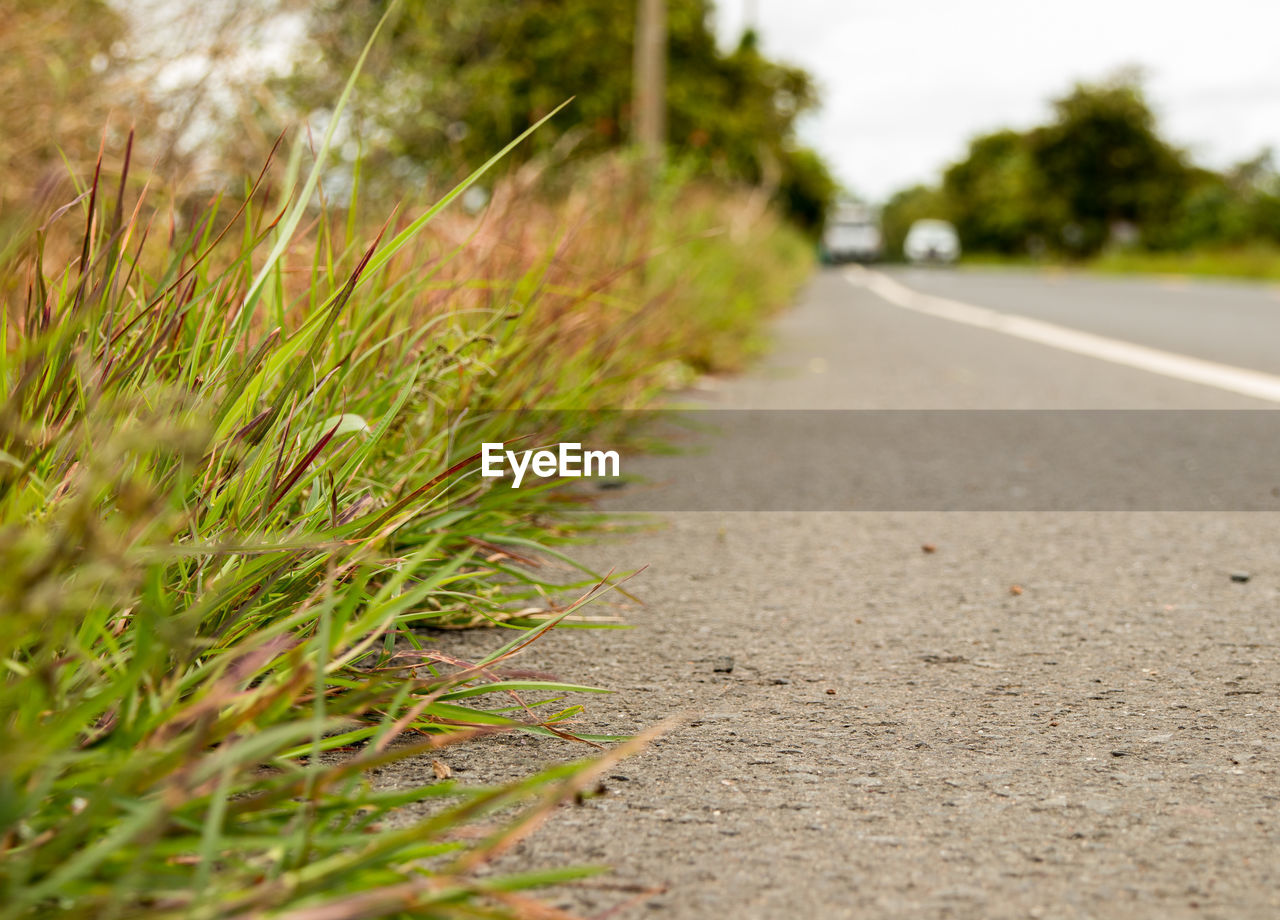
top-left (633, 0), bottom-right (666, 160)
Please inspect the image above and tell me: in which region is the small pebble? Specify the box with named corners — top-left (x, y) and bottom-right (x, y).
top-left (1230, 572), bottom-right (1251, 583)
top-left (1009, 584), bottom-right (1024, 596)
top-left (712, 656), bottom-right (735, 673)
top-left (921, 543), bottom-right (937, 554)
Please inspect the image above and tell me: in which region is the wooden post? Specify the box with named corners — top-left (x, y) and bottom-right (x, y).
top-left (633, 0), bottom-right (666, 159)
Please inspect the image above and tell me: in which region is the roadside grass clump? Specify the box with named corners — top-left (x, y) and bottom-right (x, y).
top-left (957, 243), bottom-right (1280, 283)
top-left (1090, 242), bottom-right (1280, 282)
top-left (0, 134), bottom-right (644, 918)
top-left (0, 123), bottom-right (809, 918)
top-left (370, 150), bottom-right (813, 402)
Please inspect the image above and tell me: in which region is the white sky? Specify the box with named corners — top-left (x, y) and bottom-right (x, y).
top-left (714, 0), bottom-right (1280, 202)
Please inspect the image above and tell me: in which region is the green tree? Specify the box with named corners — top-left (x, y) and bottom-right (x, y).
top-left (1149, 169), bottom-right (1250, 250)
top-left (942, 129), bottom-right (1040, 254)
top-left (1028, 73), bottom-right (1193, 254)
top-left (1229, 150), bottom-right (1280, 245)
top-left (282, 1), bottom-right (833, 227)
top-left (777, 147), bottom-right (838, 235)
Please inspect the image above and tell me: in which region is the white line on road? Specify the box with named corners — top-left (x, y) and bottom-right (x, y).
top-left (845, 267), bottom-right (1280, 404)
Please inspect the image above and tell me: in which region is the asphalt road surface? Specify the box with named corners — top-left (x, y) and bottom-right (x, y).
top-left (411, 267), bottom-right (1280, 919)
top-left (888, 267), bottom-right (1280, 377)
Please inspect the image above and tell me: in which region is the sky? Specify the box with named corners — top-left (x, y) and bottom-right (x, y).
top-left (713, 0), bottom-right (1280, 203)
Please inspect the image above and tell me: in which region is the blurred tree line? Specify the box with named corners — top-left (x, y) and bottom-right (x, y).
top-left (1, 0), bottom-right (836, 246)
top-left (881, 72), bottom-right (1280, 260)
top-left (281, 0), bottom-right (836, 232)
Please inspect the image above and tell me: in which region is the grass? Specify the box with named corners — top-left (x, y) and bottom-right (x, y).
top-left (1090, 243), bottom-right (1280, 282)
top-left (954, 243), bottom-right (1280, 283)
top-left (0, 109), bottom-right (809, 919)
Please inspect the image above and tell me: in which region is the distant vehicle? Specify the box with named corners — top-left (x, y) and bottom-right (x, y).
top-left (904, 219), bottom-right (960, 264)
top-left (822, 206), bottom-right (882, 263)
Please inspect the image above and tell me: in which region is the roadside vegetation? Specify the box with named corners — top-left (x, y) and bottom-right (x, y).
top-left (0, 1), bottom-right (815, 917)
top-left (281, 0), bottom-right (837, 236)
top-left (879, 71), bottom-right (1280, 280)
top-left (1088, 244), bottom-right (1280, 282)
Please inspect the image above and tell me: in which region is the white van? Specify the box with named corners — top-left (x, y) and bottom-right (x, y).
top-left (822, 207), bottom-right (882, 263)
top-left (904, 219), bottom-right (961, 264)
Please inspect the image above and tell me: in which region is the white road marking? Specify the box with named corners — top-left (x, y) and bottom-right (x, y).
top-left (845, 267), bottom-right (1280, 404)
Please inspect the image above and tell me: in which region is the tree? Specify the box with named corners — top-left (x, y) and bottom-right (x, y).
top-left (281, 1), bottom-right (833, 227)
top-left (902, 71), bottom-right (1242, 259)
top-left (1028, 73), bottom-right (1193, 254)
top-left (777, 147), bottom-right (838, 235)
top-left (942, 130), bottom-right (1040, 254)
top-left (1227, 149), bottom-right (1280, 246)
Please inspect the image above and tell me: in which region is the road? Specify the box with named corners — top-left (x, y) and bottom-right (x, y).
top-left (424, 268), bottom-right (1280, 919)
top-left (886, 268), bottom-right (1280, 377)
